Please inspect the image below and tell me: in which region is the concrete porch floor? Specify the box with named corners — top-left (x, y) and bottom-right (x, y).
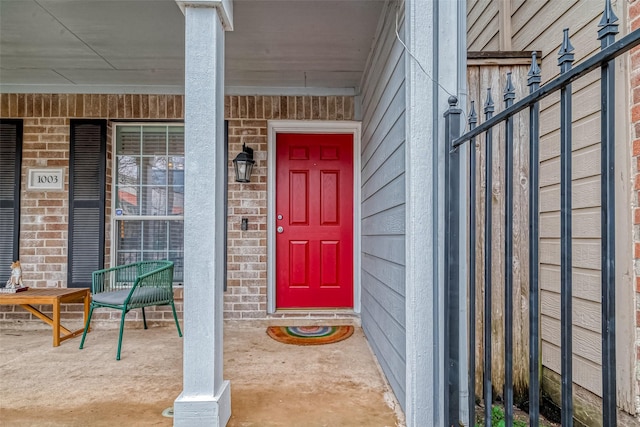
top-left (0, 322), bottom-right (405, 426)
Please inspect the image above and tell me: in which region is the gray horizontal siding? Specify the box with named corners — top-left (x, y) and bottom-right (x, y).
top-left (362, 235), bottom-right (404, 265)
top-left (362, 288), bottom-right (406, 405)
top-left (362, 252), bottom-right (405, 296)
top-left (362, 144), bottom-right (405, 200)
top-left (361, 174), bottom-right (404, 219)
top-left (362, 205), bottom-right (405, 235)
top-left (359, 2), bottom-right (407, 411)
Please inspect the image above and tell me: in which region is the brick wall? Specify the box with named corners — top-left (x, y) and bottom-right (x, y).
top-left (0, 94), bottom-right (185, 326)
top-left (20, 117), bottom-right (69, 288)
top-left (0, 93), bottom-right (355, 326)
top-left (223, 95), bottom-right (355, 319)
top-left (632, 0), bottom-right (640, 416)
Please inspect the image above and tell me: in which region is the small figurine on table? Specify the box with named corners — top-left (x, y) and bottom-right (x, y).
top-left (6, 260), bottom-right (24, 289)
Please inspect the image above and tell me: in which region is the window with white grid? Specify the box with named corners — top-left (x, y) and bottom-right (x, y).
top-left (114, 124), bottom-right (184, 283)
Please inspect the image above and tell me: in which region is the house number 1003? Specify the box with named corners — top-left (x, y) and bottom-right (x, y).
top-left (28, 168), bottom-right (64, 190)
top-left (37, 175), bottom-right (59, 184)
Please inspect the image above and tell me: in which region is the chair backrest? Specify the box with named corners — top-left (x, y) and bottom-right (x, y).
top-left (128, 261), bottom-right (174, 307)
top-left (135, 261), bottom-right (174, 289)
top-left (136, 260), bottom-right (172, 276)
top-left (92, 260), bottom-right (174, 294)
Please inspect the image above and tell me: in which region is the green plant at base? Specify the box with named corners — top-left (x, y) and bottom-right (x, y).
top-left (475, 405), bottom-right (528, 427)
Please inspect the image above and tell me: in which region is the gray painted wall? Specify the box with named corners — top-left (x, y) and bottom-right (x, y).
top-left (359, 1), bottom-right (407, 409)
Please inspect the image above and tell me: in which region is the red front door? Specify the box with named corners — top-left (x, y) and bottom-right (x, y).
top-left (276, 133), bottom-right (354, 309)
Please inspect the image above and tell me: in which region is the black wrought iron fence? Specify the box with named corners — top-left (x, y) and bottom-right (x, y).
top-left (444, 1), bottom-right (640, 425)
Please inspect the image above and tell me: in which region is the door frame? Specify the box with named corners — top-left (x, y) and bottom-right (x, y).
top-left (267, 121), bottom-right (361, 314)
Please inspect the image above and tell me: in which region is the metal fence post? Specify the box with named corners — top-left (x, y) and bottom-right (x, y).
top-left (598, 1), bottom-right (618, 424)
top-left (468, 101), bottom-right (478, 427)
top-left (483, 88), bottom-right (495, 427)
top-left (444, 96), bottom-right (463, 426)
top-left (558, 27), bottom-right (575, 427)
top-left (527, 51), bottom-right (542, 427)
top-left (503, 73), bottom-right (516, 427)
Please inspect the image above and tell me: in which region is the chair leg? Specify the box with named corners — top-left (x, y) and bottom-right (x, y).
top-left (116, 310), bottom-right (127, 360)
top-left (141, 306), bottom-right (148, 329)
top-left (170, 301), bottom-right (183, 337)
top-left (79, 305), bottom-right (95, 349)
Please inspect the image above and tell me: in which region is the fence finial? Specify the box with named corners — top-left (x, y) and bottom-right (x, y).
top-left (527, 52), bottom-right (542, 90)
top-left (484, 88), bottom-right (494, 115)
top-left (557, 28), bottom-right (575, 72)
top-left (448, 96), bottom-right (458, 108)
top-left (598, 0), bottom-right (619, 46)
top-left (504, 72), bottom-right (516, 103)
top-left (469, 101), bottom-right (477, 127)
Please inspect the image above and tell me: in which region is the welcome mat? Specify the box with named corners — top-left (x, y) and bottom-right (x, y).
top-left (266, 325), bottom-right (354, 346)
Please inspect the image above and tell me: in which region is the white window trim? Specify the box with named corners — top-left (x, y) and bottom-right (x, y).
top-left (110, 122), bottom-right (185, 270)
top-left (266, 120), bottom-right (362, 314)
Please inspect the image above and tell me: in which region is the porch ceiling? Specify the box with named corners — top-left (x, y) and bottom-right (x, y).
top-left (0, 0), bottom-right (385, 95)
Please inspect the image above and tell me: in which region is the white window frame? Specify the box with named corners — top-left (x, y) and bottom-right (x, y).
top-left (110, 122), bottom-right (185, 279)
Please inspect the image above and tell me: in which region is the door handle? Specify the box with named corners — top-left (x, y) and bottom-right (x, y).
top-left (277, 226), bottom-right (284, 234)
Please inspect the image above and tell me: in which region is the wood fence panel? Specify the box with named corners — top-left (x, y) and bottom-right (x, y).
top-left (467, 62), bottom-right (531, 402)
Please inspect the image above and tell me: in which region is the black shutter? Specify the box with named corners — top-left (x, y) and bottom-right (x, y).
top-left (68, 120), bottom-right (106, 288)
top-left (0, 120), bottom-right (22, 271)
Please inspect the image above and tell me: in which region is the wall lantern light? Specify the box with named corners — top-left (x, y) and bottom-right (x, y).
top-left (233, 143), bottom-right (255, 183)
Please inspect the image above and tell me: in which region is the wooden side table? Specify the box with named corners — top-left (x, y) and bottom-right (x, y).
top-left (0, 288), bottom-right (91, 346)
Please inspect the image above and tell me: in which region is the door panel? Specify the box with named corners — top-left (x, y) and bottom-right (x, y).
top-left (290, 171), bottom-right (308, 224)
top-left (320, 241), bottom-right (339, 286)
top-left (290, 240), bottom-right (309, 286)
top-left (321, 171), bottom-right (339, 224)
top-left (276, 133), bottom-right (353, 308)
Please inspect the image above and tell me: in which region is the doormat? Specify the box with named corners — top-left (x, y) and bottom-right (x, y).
top-left (266, 325), bottom-right (354, 346)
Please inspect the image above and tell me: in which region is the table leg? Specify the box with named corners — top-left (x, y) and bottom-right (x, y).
top-left (83, 290), bottom-right (90, 332)
top-left (53, 299), bottom-right (61, 347)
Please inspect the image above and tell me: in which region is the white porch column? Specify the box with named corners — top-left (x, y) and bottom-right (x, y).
top-left (173, 2), bottom-right (233, 426)
top-left (404, 0), bottom-right (466, 426)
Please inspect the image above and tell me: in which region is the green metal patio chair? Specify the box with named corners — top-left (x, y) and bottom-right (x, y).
top-left (79, 260), bottom-right (182, 360)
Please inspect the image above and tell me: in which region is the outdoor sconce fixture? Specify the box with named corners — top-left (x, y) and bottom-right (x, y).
top-left (233, 143), bottom-right (255, 183)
